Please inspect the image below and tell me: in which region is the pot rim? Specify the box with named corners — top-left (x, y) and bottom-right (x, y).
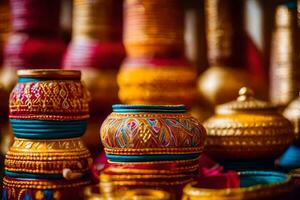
top-left (112, 104), bottom-right (186, 113)
top-left (17, 69), bottom-right (81, 80)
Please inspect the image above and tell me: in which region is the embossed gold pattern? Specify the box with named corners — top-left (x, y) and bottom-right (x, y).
top-left (10, 80), bottom-right (89, 120)
top-left (5, 138), bottom-right (92, 174)
top-left (204, 87), bottom-right (294, 159)
top-left (8, 138), bottom-right (88, 152)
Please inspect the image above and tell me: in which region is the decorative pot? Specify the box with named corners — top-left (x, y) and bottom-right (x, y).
top-left (204, 87), bottom-right (294, 170)
top-left (100, 104), bottom-right (206, 195)
top-left (2, 69), bottom-right (92, 200)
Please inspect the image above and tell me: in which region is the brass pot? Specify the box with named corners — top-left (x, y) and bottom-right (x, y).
top-left (204, 87), bottom-right (294, 163)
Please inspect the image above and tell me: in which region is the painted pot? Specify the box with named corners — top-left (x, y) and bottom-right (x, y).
top-left (204, 87), bottom-right (294, 170)
top-left (101, 104), bottom-right (206, 163)
top-left (3, 69), bottom-right (92, 200)
top-left (182, 171), bottom-right (293, 200)
top-left (100, 105), bottom-right (206, 196)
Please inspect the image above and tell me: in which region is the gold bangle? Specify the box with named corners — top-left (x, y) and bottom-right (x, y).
top-left (100, 173), bottom-right (189, 181)
top-left (104, 147), bottom-right (203, 155)
top-left (102, 179), bottom-right (193, 187)
top-left (122, 189), bottom-right (172, 200)
top-left (105, 165), bottom-right (199, 175)
top-left (9, 137), bottom-right (89, 152)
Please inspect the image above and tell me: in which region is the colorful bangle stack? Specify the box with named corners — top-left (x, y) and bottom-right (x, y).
top-left (63, 0), bottom-right (125, 113)
top-left (197, 0), bottom-right (256, 107)
top-left (100, 105), bottom-right (206, 195)
top-left (63, 0), bottom-right (125, 154)
top-left (1, 0), bottom-right (65, 92)
top-left (2, 69), bottom-right (92, 200)
top-left (270, 4), bottom-right (299, 108)
top-left (118, 0), bottom-right (197, 107)
top-left (0, 0), bottom-right (10, 66)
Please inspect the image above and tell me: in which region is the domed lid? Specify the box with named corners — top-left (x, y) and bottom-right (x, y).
top-left (216, 87), bottom-right (276, 114)
top-left (284, 92), bottom-right (300, 118)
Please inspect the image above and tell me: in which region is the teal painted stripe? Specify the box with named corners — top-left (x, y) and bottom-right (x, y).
top-left (14, 132), bottom-right (84, 139)
top-left (278, 145), bottom-right (300, 169)
top-left (239, 171), bottom-right (289, 187)
top-left (106, 153), bottom-right (200, 162)
top-left (5, 171), bottom-right (63, 179)
top-left (18, 77), bottom-right (79, 83)
top-left (112, 104), bottom-right (186, 113)
top-left (10, 119), bottom-right (87, 139)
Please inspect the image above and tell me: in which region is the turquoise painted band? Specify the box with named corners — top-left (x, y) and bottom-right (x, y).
top-left (10, 119), bottom-right (87, 139)
top-left (278, 144), bottom-right (300, 169)
top-left (112, 104), bottom-right (187, 113)
top-left (18, 77), bottom-right (79, 83)
top-left (106, 153), bottom-right (200, 162)
top-left (5, 170), bottom-right (63, 180)
top-left (239, 171), bottom-right (289, 187)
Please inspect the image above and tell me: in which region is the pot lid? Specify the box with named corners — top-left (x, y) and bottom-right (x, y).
top-left (284, 92), bottom-right (300, 118)
top-left (216, 87), bottom-right (276, 114)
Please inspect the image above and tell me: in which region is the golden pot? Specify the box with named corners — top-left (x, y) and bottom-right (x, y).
top-left (204, 87), bottom-right (294, 161)
top-left (197, 66), bottom-right (252, 106)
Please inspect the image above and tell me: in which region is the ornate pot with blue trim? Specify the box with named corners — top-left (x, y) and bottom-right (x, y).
top-left (204, 87), bottom-right (294, 171)
top-left (100, 104), bottom-right (206, 193)
top-left (182, 171), bottom-right (293, 200)
top-left (3, 69), bottom-right (92, 200)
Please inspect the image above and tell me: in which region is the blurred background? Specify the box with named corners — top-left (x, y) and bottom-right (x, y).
top-left (0, 0), bottom-right (299, 187)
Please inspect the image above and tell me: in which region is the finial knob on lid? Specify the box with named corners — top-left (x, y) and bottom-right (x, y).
top-left (237, 87), bottom-right (254, 101)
